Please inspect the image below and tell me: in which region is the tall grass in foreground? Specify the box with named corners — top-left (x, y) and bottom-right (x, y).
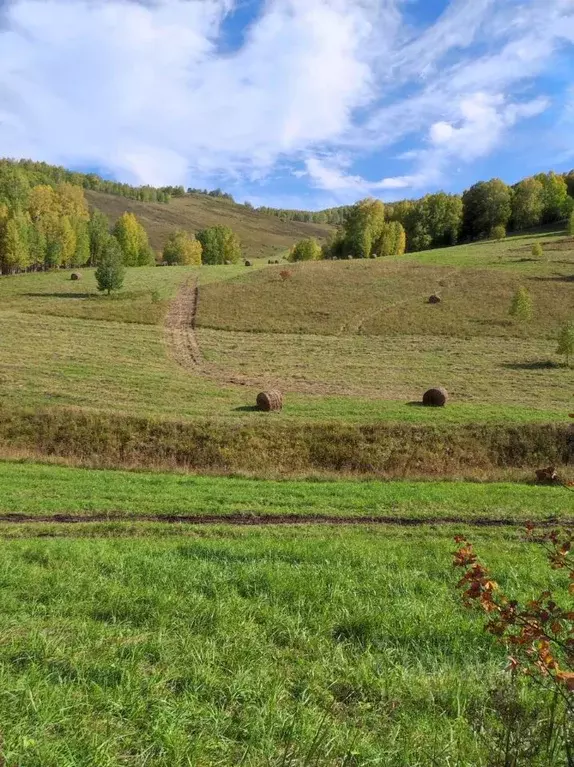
top-left (0, 528), bottom-right (570, 766)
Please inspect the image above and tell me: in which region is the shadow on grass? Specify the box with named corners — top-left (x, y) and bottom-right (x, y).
top-left (528, 275), bottom-right (574, 283)
top-left (24, 292), bottom-right (94, 299)
top-left (233, 405), bottom-right (260, 412)
top-left (501, 360), bottom-right (561, 371)
top-left (405, 401), bottom-right (424, 407)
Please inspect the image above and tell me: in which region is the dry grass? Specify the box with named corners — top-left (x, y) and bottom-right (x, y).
top-left (196, 253), bottom-right (574, 339)
top-left (86, 190), bottom-right (333, 261)
top-left (198, 329), bottom-right (573, 410)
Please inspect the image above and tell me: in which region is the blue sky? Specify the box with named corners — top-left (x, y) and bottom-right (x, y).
top-left (0, 0), bottom-right (573, 210)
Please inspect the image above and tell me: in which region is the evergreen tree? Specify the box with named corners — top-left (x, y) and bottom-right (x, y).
top-left (509, 286), bottom-right (533, 322)
top-left (163, 230), bottom-right (202, 265)
top-left (95, 236), bottom-right (125, 295)
top-left (289, 238), bottom-right (322, 262)
top-left (556, 321), bottom-right (574, 367)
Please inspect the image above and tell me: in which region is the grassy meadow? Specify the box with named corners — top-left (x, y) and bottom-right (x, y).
top-left (0, 460), bottom-right (571, 522)
top-left (0, 227), bottom-right (572, 430)
top-left (0, 525), bottom-right (570, 766)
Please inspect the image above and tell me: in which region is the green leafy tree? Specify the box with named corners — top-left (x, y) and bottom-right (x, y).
top-left (556, 321), bottom-right (574, 367)
top-left (113, 212), bottom-right (152, 266)
top-left (511, 177), bottom-right (544, 230)
top-left (535, 172), bottom-right (571, 224)
top-left (57, 216), bottom-right (77, 268)
top-left (289, 238), bottom-right (322, 262)
top-left (375, 221), bottom-right (407, 256)
top-left (321, 228), bottom-right (346, 260)
top-left (509, 286), bottom-right (533, 323)
top-left (88, 209), bottom-right (110, 266)
top-left (490, 224), bottom-right (506, 241)
top-left (532, 242), bottom-right (543, 258)
top-left (462, 179), bottom-right (512, 239)
top-left (0, 214), bottom-right (30, 274)
top-left (95, 236), bottom-right (125, 295)
top-left (71, 219), bottom-right (90, 267)
top-left (196, 226), bottom-right (242, 265)
top-left (343, 198), bottom-right (385, 258)
top-left (44, 241), bottom-right (62, 270)
top-left (163, 230), bottom-right (202, 265)
top-left (0, 165), bottom-right (31, 210)
top-left (27, 222), bottom-right (47, 270)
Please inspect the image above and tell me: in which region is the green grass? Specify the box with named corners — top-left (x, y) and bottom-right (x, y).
top-left (0, 460), bottom-right (571, 521)
top-left (0, 527), bottom-right (569, 766)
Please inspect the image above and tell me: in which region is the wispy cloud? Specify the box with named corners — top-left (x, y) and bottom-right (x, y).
top-left (0, 0), bottom-right (572, 202)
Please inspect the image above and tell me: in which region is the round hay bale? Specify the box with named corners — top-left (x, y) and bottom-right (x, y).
top-left (422, 387), bottom-right (448, 407)
top-left (256, 390), bottom-right (283, 412)
top-left (70, 272), bottom-right (81, 281)
top-left (428, 294), bottom-right (441, 304)
top-left (245, 260), bottom-right (252, 267)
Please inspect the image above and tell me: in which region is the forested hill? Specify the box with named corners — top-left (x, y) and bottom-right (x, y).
top-left (85, 190), bottom-right (333, 261)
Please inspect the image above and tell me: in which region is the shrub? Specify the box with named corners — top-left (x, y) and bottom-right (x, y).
top-left (556, 321), bottom-right (574, 367)
top-left (490, 224), bottom-right (506, 241)
top-left (532, 242), bottom-right (543, 258)
top-left (509, 286), bottom-right (533, 322)
top-left (289, 238), bottom-right (322, 262)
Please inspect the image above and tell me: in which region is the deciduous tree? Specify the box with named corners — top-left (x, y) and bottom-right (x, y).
top-left (95, 235), bottom-right (125, 295)
top-left (163, 230), bottom-right (202, 265)
top-left (289, 238), bottom-right (322, 262)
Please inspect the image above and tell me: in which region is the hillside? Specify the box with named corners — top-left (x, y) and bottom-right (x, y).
top-left (86, 189), bottom-right (334, 260)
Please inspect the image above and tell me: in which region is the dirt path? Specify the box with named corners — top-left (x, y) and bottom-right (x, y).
top-left (164, 279), bottom-right (203, 368)
top-left (0, 512), bottom-right (571, 527)
top-left (164, 280), bottom-right (358, 395)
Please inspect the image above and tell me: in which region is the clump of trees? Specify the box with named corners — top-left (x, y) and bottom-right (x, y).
top-left (196, 226), bottom-right (242, 265)
top-left (289, 238), bottom-right (322, 262)
top-left (113, 213), bottom-right (155, 266)
top-left (163, 230), bottom-right (202, 265)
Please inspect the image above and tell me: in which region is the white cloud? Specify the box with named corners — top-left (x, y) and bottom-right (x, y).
top-left (0, 0), bottom-right (572, 200)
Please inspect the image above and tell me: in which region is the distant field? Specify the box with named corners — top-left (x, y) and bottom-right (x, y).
top-left (87, 189), bottom-right (333, 261)
top-left (0, 526), bottom-right (569, 766)
top-left (0, 461), bottom-right (571, 522)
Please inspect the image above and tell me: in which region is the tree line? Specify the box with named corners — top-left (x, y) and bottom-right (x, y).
top-left (0, 163), bottom-right (244, 275)
top-left (257, 170), bottom-right (574, 249)
top-left (289, 199), bottom-right (406, 261)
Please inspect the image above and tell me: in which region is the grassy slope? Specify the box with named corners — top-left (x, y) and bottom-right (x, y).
top-left (0, 460), bottom-right (571, 521)
top-left (86, 189), bottom-right (334, 261)
top-left (0, 528), bottom-right (569, 766)
top-left (0, 228), bottom-right (571, 431)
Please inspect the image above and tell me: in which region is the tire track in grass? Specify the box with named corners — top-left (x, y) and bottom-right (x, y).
top-left (0, 512), bottom-right (572, 527)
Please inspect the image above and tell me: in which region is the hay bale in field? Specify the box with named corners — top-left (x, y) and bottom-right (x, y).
top-left (245, 260), bottom-right (252, 267)
top-left (422, 387), bottom-right (448, 407)
top-left (428, 294), bottom-right (441, 304)
top-left (256, 390), bottom-right (283, 412)
top-left (70, 272), bottom-right (81, 281)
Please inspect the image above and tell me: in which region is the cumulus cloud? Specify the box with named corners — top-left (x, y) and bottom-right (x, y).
top-left (0, 0), bottom-right (572, 200)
